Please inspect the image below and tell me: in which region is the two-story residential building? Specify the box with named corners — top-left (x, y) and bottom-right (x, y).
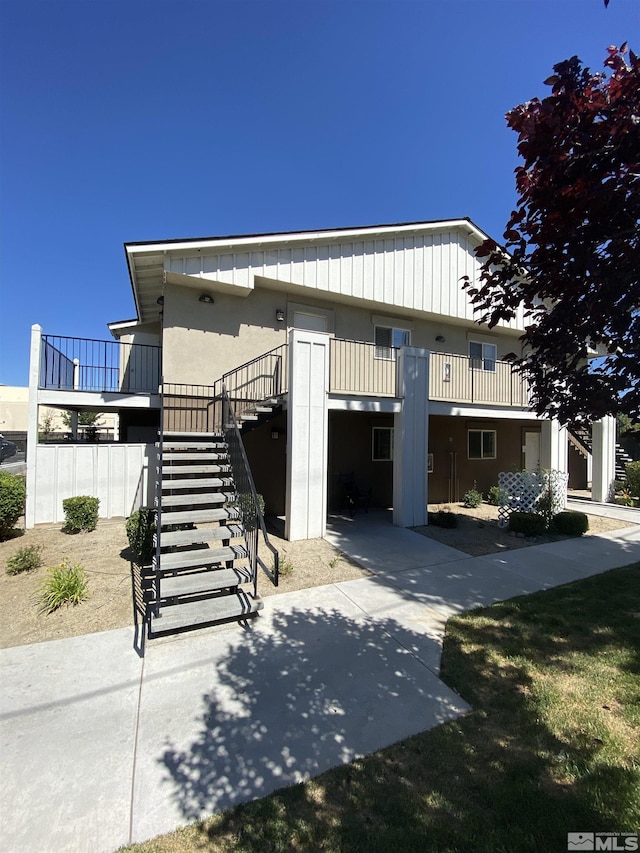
top-left (26, 217), bottom-right (618, 540)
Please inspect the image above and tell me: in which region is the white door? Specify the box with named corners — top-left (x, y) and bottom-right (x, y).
top-left (293, 311), bottom-right (328, 333)
top-left (524, 431), bottom-right (541, 472)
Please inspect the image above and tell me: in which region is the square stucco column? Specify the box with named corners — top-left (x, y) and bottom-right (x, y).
top-left (540, 419), bottom-right (568, 474)
top-left (393, 347), bottom-right (430, 528)
top-left (25, 324), bottom-right (42, 529)
top-left (592, 415), bottom-right (616, 502)
top-left (285, 329), bottom-right (329, 541)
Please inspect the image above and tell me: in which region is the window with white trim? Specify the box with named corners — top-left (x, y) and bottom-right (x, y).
top-left (372, 427), bottom-right (394, 461)
top-left (374, 326), bottom-right (410, 360)
top-left (469, 341), bottom-right (497, 372)
top-left (468, 429), bottom-right (496, 459)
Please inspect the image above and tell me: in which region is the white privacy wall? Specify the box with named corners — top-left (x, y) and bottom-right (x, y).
top-left (30, 444), bottom-right (157, 526)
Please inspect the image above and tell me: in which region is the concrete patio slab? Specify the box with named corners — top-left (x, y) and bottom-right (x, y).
top-left (326, 511), bottom-right (470, 575)
top-left (0, 628), bottom-right (141, 853)
top-left (130, 585), bottom-right (469, 844)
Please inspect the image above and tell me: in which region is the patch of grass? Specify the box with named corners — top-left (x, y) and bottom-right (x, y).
top-left (6, 544), bottom-right (43, 575)
top-left (120, 564), bottom-right (640, 853)
top-left (39, 559), bottom-right (89, 612)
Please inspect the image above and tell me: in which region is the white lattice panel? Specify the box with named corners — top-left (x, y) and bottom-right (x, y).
top-left (498, 470), bottom-right (568, 528)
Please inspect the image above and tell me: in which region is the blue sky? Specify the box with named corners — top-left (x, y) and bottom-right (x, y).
top-left (0, 0), bottom-right (637, 386)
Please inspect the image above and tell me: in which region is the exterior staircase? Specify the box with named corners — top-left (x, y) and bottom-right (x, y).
top-left (146, 430), bottom-right (265, 637)
top-left (568, 426), bottom-right (634, 481)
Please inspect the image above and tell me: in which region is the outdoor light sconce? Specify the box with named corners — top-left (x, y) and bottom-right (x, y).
top-left (275, 309), bottom-right (285, 322)
top-left (198, 293), bottom-right (214, 304)
top-left (435, 335), bottom-right (445, 343)
top-left (156, 295), bottom-right (164, 305)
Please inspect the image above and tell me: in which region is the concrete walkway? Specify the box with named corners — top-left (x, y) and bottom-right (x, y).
top-left (2, 516), bottom-right (640, 853)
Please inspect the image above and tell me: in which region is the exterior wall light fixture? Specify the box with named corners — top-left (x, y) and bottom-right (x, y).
top-left (199, 294), bottom-right (214, 304)
top-left (275, 309), bottom-right (285, 322)
top-left (435, 335), bottom-right (446, 343)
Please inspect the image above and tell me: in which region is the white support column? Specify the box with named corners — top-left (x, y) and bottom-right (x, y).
top-left (540, 419), bottom-right (568, 473)
top-left (393, 347), bottom-right (430, 528)
top-left (25, 324), bottom-right (42, 529)
top-left (592, 415), bottom-right (616, 502)
top-left (285, 329), bottom-right (329, 541)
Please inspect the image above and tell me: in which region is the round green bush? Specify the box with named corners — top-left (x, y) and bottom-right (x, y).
top-left (463, 488), bottom-right (483, 509)
top-left (0, 471), bottom-right (26, 541)
top-left (508, 511), bottom-right (547, 537)
top-left (553, 511), bottom-right (589, 536)
top-left (428, 510), bottom-right (459, 528)
top-left (62, 496), bottom-right (99, 533)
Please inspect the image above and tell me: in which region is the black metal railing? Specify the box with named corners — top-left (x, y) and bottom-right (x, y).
top-left (222, 385), bottom-right (279, 590)
top-left (220, 344), bottom-right (288, 423)
top-left (161, 383), bottom-right (221, 434)
top-left (39, 335), bottom-right (161, 394)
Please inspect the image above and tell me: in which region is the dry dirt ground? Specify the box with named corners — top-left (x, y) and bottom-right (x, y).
top-left (0, 520), bottom-right (369, 650)
top-left (416, 502), bottom-right (632, 556)
top-left (0, 506), bottom-right (632, 650)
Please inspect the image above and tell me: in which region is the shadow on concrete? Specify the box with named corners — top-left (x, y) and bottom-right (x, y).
top-left (155, 605), bottom-right (466, 823)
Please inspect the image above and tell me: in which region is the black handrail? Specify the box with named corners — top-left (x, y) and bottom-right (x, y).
top-left (221, 344), bottom-right (288, 423)
top-left (222, 384), bottom-right (279, 589)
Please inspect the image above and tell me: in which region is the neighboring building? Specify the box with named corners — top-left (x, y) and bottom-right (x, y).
top-left (0, 385), bottom-right (116, 440)
top-left (26, 218), bottom-right (618, 534)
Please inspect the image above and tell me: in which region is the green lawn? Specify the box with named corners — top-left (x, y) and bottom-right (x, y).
top-left (121, 564), bottom-right (640, 853)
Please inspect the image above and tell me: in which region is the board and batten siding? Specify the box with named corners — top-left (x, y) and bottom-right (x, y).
top-left (165, 229), bottom-right (525, 330)
top-left (32, 443), bottom-right (157, 525)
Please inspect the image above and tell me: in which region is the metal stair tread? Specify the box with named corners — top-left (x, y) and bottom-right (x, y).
top-left (149, 592), bottom-right (263, 635)
top-left (160, 507), bottom-right (236, 526)
top-left (159, 566), bottom-right (253, 598)
top-left (163, 452), bottom-right (228, 461)
top-left (162, 493), bottom-right (227, 507)
top-left (162, 477), bottom-right (232, 490)
top-left (159, 525), bottom-right (242, 547)
top-left (162, 431), bottom-right (223, 439)
top-left (160, 464), bottom-right (230, 475)
top-left (160, 441), bottom-right (226, 450)
top-left (157, 545), bottom-right (237, 571)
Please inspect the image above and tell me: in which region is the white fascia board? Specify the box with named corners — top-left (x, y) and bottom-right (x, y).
top-left (430, 401), bottom-right (543, 420)
top-left (37, 390), bottom-right (161, 410)
top-left (125, 219), bottom-right (488, 256)
top-left (328, 395), bottom-right (402, 413)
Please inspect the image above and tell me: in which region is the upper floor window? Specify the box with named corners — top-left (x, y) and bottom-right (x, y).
top-left (469, 341), bottom-right (497, 372)
top-left (375, 326), bottom-right (410, 360)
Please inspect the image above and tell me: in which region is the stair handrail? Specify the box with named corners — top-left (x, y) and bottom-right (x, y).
top-left (221, 343), bottom-right (288, 422)
top-left (221, 384), bottom-right (279, 590)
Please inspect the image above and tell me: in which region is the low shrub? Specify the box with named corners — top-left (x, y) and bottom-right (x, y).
top-left (553, 511), bottom-right (589, 536)
top-left (487, 485), bottom-right (507, 506)
top-left (463, 488), bottom-right (483, 509)
top-left (6, 544), bottom-right (43, 575)
top-left (0, 471), bottom-right (26, 541)
top-left (278, 557), bottom-right (295, 577)
top-left (62, 496), bottom-right (99, 533)
top-left (615, 494), bottom-right (637, 508)
top-left (625, 461), bottom-right (640, 498)
top-left (39, 558), bottom-right (88, 612)
top-left (508, 511), bottom-right (547, 537)
top-left (126, 508), bottom-right (157, 564)
top-left (428, 510), bottom-right (459, 529)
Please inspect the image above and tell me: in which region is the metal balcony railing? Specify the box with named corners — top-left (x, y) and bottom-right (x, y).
top-left (39, 335), bottom-right (161, 394)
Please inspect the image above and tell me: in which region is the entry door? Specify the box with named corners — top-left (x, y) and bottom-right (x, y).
top-left (524, 431), bottom-right (541, 472)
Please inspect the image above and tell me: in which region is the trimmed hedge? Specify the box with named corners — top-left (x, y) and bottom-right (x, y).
top-left (126, 507), bottom-right (157, 564)
top-left (0, 471), bottom-right (26, 541)
top-left (62, 496), bottom-right (99, 533)
top-left (508, 511), bottom-right (547, 537)
top-left (553, 511), bottom-right (589, 536)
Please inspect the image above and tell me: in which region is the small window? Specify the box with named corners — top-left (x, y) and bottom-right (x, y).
top-left (469, 341), bottom-right (497, 372)
top-left (374, 326), bottom-right (410, 359)
top-left (372, 427), bottom-right (394, 461)
top-left (468, 429), bottom-right (496, 459)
